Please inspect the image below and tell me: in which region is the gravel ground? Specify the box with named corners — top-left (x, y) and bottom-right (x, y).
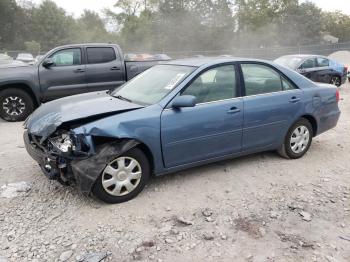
top-left (0, 83), bottom-right (349, 262)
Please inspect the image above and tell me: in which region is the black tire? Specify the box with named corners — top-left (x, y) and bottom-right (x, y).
top-left (0, 88), bottom-right (34, 122)
top-left (330, 75), bottom-right (341, 87)
top-left (92, 147), bottom-right (150, 204)
top-left (278, 118), bottom-right (313, 159)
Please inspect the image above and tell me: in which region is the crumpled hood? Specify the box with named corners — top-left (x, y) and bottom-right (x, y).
top-left (25, 91), bottom-right (143, 141)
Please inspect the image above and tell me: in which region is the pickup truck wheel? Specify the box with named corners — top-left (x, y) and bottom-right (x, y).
top-left (0, 89), bottom-right (34, 122)
top-left (278, 118), bottom-right (313, 159)
top-left (92, 147), bottom-right (150, 204)
top-left (330, 76), bottom-right (341, 87)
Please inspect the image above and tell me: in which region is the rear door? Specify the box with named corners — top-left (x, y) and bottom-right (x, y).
top-left (313, 57), bottom-right (332, 83)
top-left (85, 46), bottom-right (126, 92)
top-left (39, 48), bottom-right (87, 100)
top-left (240, 63), bottom-right (303, 151)
top-left (161, 64), bottom-right (243, 167)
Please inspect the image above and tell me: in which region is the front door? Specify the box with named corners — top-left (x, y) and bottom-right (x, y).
top-left (161, 64), bottom-right (243, 168)
top-left (39, 48), bottom-right (87, 101)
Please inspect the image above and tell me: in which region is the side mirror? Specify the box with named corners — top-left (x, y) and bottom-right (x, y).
top-left (172, 95), bottom-right (196, 109)
top-left (42, 58), bottom-right (54, 68)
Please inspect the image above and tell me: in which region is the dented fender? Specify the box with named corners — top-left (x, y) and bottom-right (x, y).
top-left (71, 139), bottom-right (140, 194)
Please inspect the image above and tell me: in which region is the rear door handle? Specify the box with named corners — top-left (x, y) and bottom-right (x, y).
top-left (74, 68), bottom-right (85, 73)
top-left (227, 107), bottom-right (241, 114)
top-left (110, 66), bottom-right (120, 71)
top-left (289, 97), bottom-right (301, 103)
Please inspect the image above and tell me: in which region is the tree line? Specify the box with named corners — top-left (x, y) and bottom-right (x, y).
top-left (1, 0), bottom-right (350, 54)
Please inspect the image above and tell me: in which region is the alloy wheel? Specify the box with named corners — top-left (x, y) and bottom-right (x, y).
top-left (2, 96), bottom-right (26, 116)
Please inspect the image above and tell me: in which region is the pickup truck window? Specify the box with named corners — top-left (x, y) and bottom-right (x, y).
top-left (50, 48), bottom-right (81, 66)
top-left (87, 47), bottom-right (116, 64)
top-left (112, 65), bottom-right (195, 105)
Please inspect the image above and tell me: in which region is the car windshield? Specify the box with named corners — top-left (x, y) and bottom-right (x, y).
top-left (274, 56), bottom-right (303, 69)
top-left (111, 65), bottom-right (195, 105)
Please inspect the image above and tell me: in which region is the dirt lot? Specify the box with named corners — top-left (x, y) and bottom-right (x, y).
top-left (0, 84), bottom-right (349, 262)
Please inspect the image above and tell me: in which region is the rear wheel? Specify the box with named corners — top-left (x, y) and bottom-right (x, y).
top-left (0, 88), bottom-right (34, 122)
top-left (92, 147), bottom-right (150, 204)
top-left (278, 118), bottom-right (313, 159)
top-left (330, 76), bottom-right (341, 87)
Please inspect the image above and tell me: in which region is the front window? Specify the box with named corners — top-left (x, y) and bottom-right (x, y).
top-left (50, 48), bottom-right (81, 66)
top-left (181, 65), bottom-right (237, 104)
top-left (112, 65), bottom-right (195, 105)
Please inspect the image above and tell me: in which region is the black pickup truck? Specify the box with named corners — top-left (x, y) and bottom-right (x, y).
top-left (0, 43), bottom-right (166, 121)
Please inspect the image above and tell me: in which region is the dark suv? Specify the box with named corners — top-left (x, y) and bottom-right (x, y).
top-left (274, 55), bottom-right (347, 87)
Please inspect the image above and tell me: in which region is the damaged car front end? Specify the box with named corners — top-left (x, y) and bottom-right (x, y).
top-left (23, 90), bottom-right (147, 195)
top-left (24, 129), bottom-right (141, 194)
top-left (24, 129), bottom-right (90, 185)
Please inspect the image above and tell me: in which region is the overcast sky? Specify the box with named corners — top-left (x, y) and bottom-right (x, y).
top-left (28, 0), bottom-right (350, 17)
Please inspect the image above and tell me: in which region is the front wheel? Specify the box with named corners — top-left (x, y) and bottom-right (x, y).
top-left (278, 118), bottom-right (313, 159)
top-left (92, 147), bottom-right (150, 204)
top-left (0, 88), bottom-right (34, 122)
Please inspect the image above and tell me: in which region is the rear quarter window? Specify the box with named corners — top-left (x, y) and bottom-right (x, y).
top-left (87, 47), bottom-right (117, 64)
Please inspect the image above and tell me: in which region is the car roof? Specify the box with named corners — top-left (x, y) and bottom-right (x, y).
top-left (277, 54), bottom-right (327, 59)
top-left (164, 57), bottom-right (271, 67)
top-left (54, 43), bottom-right (119, 49)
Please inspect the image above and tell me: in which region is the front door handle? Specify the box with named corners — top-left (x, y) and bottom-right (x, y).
top-left (74, 68), bottom-right (85, 73)
top-left (110, 66), bottom-right (121, 71)
top-left (289, 97), bottom-right (301, 103)
top-left (227, 107), bottom-right (241, 114)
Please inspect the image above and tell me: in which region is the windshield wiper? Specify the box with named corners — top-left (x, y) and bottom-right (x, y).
top-left (114, 95), bottom-right (132, 103)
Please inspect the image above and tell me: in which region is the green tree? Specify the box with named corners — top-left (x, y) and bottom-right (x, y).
top-left (0, 0), bottom-right (18, 48)
top-left (322, 11), bottom-right (350, 42)
top-left (31, 0), bottom-right (75, 50)
top-left (277, 1), bottom-right (323, 46)
top-left (24, 40), bottom-right (41, 55)
top-left (71, 10), bottom-right (114, 43)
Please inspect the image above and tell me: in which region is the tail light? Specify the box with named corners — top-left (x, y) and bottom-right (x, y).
top-left (336, 89), bottom-right (340, 103)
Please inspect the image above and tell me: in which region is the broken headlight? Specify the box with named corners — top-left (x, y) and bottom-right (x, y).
top-left (48, 131), bottom-right (90, 157)
top-left (49, 133), bottom-right (75, 153)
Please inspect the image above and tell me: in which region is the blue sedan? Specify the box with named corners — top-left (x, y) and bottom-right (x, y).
top-left (24, 58), bottom-right (341, 203)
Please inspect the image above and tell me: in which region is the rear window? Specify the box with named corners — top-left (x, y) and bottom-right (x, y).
top-left (87, 47), bottom-right (116, 64)
top-left (317, 57), bottom-right (329, 67)
top-left (274, 56), bottom-right (303, 69)
top-left (300, 59), bottom-right (316, 69)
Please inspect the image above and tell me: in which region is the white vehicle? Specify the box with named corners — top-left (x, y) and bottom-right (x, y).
top-left (16, 53), bottom-right (34, 63)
